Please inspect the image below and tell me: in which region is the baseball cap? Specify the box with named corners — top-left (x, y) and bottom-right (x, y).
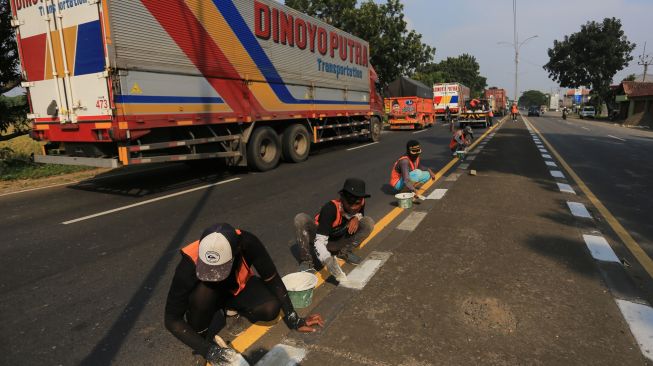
top-left (196, 223), bottom-right (238, 282)
top-left (339, 178), bottom-right (370, 198)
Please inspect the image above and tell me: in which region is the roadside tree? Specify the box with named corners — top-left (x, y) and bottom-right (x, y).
top-left (543, 17), bottom-right (635, 113)
top-left (518, 90), bottom-right (547, 108)
top-left (413, 54), bottom-right (488, 98)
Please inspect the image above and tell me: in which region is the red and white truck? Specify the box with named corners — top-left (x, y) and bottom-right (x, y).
top-left (484, 87), bottom-right (507, 116)
top-left (433, 82), bottom-right (470, 119)
top-left (384, 77), bottom-right (434, 130)
top-left (10, 0), bottom-right (383, 171)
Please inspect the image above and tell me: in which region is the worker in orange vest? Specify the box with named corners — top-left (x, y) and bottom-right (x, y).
top-left (511, 103), bottom-right (519, 121)
top-left (468, 98), bottom-right (480, 111)
top-left (165, 223), bottom-right (324, 364)
top-left (450, 126), bottom-right (473, 154)
top-left (390, 140), bottom-right (436, 197)
top-left (295, 178), bottom-right (375, 272)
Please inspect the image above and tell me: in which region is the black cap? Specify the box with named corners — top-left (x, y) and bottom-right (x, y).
top-left (339, 178), bottom-right (370, 198)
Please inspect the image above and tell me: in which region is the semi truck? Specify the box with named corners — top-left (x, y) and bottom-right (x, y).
top-left (484, 87), bottom-right (507, 116)
top-left (384, 77), bottom-right (434, 130)
top-left (10, 0), bottom-right (383, 171)
top-left (433, 82), bottom-right (470, 119)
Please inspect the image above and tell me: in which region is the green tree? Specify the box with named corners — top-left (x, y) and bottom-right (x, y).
top-left (518, 90), bottom-right (547, 108)
top-left (543, 17), bottom-right (635, 111)
top-left (412, 54), bottom-right (487, 97)
top-left (622, 73), bottom-right (636, 82)
top-left (285, 0), bottom-right (435, 86)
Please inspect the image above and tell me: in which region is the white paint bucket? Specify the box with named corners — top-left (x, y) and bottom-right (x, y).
top-left (282, 272), bottom-right (318, 308)
top-left (395, 192), bottom-right (414, 209)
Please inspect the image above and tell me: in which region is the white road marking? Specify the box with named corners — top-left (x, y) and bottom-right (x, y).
top-left (62, 177), bottom-right (241, 224)
top-left (340, 251), bottom-right (391, 290)
top-left (347, 142), bottom-right (379, 151)
top-left (397, 211), bottom-right (428, 231)
top-left (541, 153), bottom-right (552, 159)
top-left (445, 173), bottom-right (460, 181)
top-left (615, 300), bottom-right (653, 362)
top-left (607, 135), bottom-right (626, 142)
top-left (545, 161), bottom-right (557, 167)
top-left (466, 155), bottom-right (476, 161)
top-left (459, 163), bottom-right (469, 170)
top-left (0, 181), bottom-right (76, 197)
top-left (426, 189), bottom-right (447, 200)
top-left (255, 344), bottom-right (307, 365)
top-left (581, 127), bottom-right (591, 131)
top-left (557, 183), bottom-right (576, 194)
top-left (412, 129), bottom-right (429, 134)
top-left (583, 235), bottom-right (619, 263)
top-left (567, 201), bottom-right (592, 218)
top-left (550, 170), bottom-right (565, 179)
top-left (539, 148), bottom-right (548, 153)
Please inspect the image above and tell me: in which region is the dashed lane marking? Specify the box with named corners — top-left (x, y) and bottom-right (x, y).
top-left (466, 156), bottom-right (476, 161)
top-left (459, 163), bottom-right (469, 170)
top-left (346, 142), bottom-right (379, 151)
top-left (339, 251), bottom-right (392, 290)
top-left (583, 234), bottom-right (620, 263)
top-left (412, 129), bottom-right (429, 134)
top-left (581, 126), bottom-right (591, 131)
top-left (557, 183), bottom-right (576, 194)
top-left (616, 300), bottom-right (653, 362)
top-left (550, 170), bottom-right (565, 179)
top-left (567, 201), bottom-right (592, 219)
top-left (426, 188), bottom-right (447, 200)
top-left (397, 211), bottom-right (428, 231)
top-left (255, 344), bottom-right (307, 366)
top-left (608, 135), bottom-right (626, 142)
top-left (445, 173), bottom-right (460, 181)
top-left (539, 148), bottom-right (548, 153)
top-left (541, 153), bottom-right (552, 159)
top-left (545, 161), bottom-right (558, 167)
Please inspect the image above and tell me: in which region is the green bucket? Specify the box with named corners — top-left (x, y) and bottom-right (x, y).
top-left (282, 272), bottom-right (318, 309)
top-left (395, 192), bottom-right (414, 209)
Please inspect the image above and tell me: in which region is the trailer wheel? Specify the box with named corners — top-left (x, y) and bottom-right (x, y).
top-left (369, 117), bottom-right (382, 142)
top-left (282, 123), bottom-right (310, 163)
top-left (247, 126), bottom-right (281, 171)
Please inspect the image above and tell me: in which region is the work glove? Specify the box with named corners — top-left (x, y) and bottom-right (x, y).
top-left (324, 256), bottom-right (348, 282)
top-left (205, 344), bottom-right (240, 366)
top-left (284, 310), bottom-right (307, 330)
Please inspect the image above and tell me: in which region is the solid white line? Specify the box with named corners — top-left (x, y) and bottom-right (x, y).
top-left (426, 188), bottom-right (447, 200)
top-left (616, 299), bottom-right (653, 362)
top-left (340, 251), bottom-right (391, 290)
top-left (583, 234), bottom-right (620, 263)
top-left (347, 142), bottom-right (379, 151)
top-left (62, 177), bottom-right (240, 224)
top-left (607, 135), bottom-right (626, 142)
top-left (550, 170), bottom-right (565, 179)
top-left (412, 129), bottom-right (429, 134)
top-left (0, 181), bottom-right (75, 197)
top-left (567, 201), bottom-right (592, 218)
top-left (255, 344), bottom-right (307, 365)
top-left (397, 211), bottom-right (427, 231)
top-left (557, 183), bottom-right (576, 194)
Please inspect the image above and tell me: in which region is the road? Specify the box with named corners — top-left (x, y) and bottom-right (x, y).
top-left (0, 123), bottom-right (478, 365)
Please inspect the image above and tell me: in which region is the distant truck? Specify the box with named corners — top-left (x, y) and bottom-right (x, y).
top-left (484, 88), bottom-right (507, 116)
top-left (434, 83), bottom-right (470, 119)
top-left (458, 99), bottom-right (492, 128)
top-left (384, 77), bottom-right (434, 130)
top-left (11, 0), bottom-right (383, 171)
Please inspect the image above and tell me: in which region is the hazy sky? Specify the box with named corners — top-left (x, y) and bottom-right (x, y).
top-left (399, 0), bottom-right (652, 99)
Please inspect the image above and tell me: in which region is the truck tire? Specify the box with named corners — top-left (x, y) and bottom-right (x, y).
top-left (282, 123), bottom-right (310, 163)
top-left (246, 126), bottom-right (281, 171)
top-left (369, 117), bottom-right (381, 142)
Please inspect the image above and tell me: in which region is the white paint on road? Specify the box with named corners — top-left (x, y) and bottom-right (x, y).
top-left (539, 148), bottom-right (548, 153)
top-left (459, 163), bottom-right (470, 170)
top-left (541, 153), bottom-right (552, 159)
top-left (397, 211), bottom-right (428, 231)
top-left (340, 251), bottom-right (391, 290)
top-left (347, 142), bottom-right (379, 151)
top-left (0, 181), bottom-right (77, 197)
top-left (62, 177), bottom-right (241, 224)
top-left (583, 235), bottom-right (620, 263)
top-left (550, 170), bottom-right (565, 178)
top-left (255, 344), bottom-right (307, 366)
top-left (557, 183), bottom-right (576, 194)
top-left (581, 126), bottom-right (591, 131)
top-left (426, 189), bottom-right (447, 200)
top-left (412, 129), bottom-right (429, 134)
top-left (545, 161), bottom-right (557, 167)
top-left (567, 201), bottom-right (592, 219)
top-left (616, 299), bottom-right (653, 362)
top-left (608, 135), bottom-right (626, 142)
top-left (466, 155), bottom-right (476, 161)
top-left (445, 173), bottom-right (460, 181)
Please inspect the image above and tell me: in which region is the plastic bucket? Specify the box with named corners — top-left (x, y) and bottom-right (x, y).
top-left (456, 150), bottom-right (466, 159)
top-left (282, 272), bottom-right (318, 309)
top-left (395, 192), bottom-right (414, 209)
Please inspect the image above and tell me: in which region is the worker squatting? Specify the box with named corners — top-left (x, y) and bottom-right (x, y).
top-left (254, 1), bottom-right (369, 67)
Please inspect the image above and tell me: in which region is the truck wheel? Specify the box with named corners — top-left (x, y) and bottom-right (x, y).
top-left (369, 117), bottom-right (381, 142)
top-left (246, 126), bottom-right (281, 171)
top-left (282, 123), bottom-right (310, 163)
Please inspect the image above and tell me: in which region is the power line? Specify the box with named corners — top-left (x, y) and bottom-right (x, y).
top-left (638, 42), bottom-right (652, 82)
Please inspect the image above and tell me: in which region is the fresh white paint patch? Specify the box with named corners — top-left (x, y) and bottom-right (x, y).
top-left (445, 173), bottom-right (460, 181)
top-left (581, 126), bottom-right (590, 131)
top-left (557, 183), bottom-right (576, 194)
top-left (539, 148), bottom-right (548, 153)
top-left (541, 153), bottom-right (552, 159)
top-left (608, 134), bottom-right (626, 142)
top-left (545, 161), bottom-right (557, 167)
top-left (615, 299), bottom-right (653, 362)
top-left (466, 155), bottom-right (476, 161)
top-left (567, 201), bottom-right (592, 218)
top-left (346, 142), bottom-right (378, 151)
top-left (459, 163), bottom-right (470, 170)
top-left (62, 177), bottom-right (241, 224)
top-left (412, 129), bottom-right (429, 134)
top-left (255, 344), bottom-right (307, 366)
top-left (550, 170), bottom-right (565, 178)
top-left (340, 251), bottom-right (392, 290)
top-left (427, 189), bottom-right (447, 200)
top-left (397, 211), bottom-right (428, 231)
top-left (582, 235), bottom-right (620, 263)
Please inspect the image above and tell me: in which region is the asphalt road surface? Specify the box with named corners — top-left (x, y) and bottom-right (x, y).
top-left (0, 122), bottom-right (485, 365)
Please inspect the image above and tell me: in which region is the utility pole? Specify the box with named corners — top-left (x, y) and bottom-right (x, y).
top-left (638, 42), bottom-right (651, 82)
top-left (513, 0), bottom-right (518, 103)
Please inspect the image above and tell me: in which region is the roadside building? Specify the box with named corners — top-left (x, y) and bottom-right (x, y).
top-left (563, 88), bottom-right (590, 110)
top-left (613, 81), bottom-right (653, 127)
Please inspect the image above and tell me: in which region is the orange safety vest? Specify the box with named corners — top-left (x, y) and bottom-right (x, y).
top-left (390, 156), bottom-right (419, 186)
top-left (181, 229), bottom-right (253, 296)
top-left (511, 105), bottom-right (518, 114)
top-left (449, 130), bottom-right (465, 150)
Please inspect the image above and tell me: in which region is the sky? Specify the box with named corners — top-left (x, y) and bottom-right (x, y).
top-left (398, 0), bottom-right (652, 100)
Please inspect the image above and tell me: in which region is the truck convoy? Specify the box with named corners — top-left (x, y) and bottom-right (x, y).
top-left (484, 87), bottom-right (507, 116)
top-left (384, 77), bottom-right (434, 130)
top-left (11, 0), bottom-right (383, 171)
top-left (433, 82), bottom-right (470, 120)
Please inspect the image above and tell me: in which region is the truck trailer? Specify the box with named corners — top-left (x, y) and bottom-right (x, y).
top-left (11, 0), bottom-right (383, 171)
top-left (484, 87), bottom-right (507, 116)
top-left (384, 77), bottom-right (434, 130)
top-left (433, 82), bottom-right (470, 119)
